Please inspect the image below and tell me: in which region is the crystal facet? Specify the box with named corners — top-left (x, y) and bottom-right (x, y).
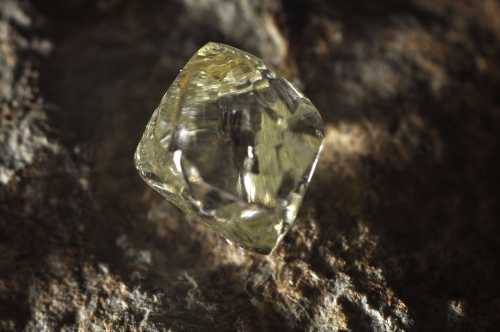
top-left (135, 42), bottom-right (324, 254)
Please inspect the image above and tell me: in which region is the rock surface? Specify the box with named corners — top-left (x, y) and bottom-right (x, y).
top-left (1, 0), bottom-right (499, 331)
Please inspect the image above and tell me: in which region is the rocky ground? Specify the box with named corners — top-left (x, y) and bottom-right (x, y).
top-left (1, 0), bottom-right (500, 331)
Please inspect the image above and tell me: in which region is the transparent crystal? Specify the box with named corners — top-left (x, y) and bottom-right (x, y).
top-left (135, 42), bottom-right (324, 254)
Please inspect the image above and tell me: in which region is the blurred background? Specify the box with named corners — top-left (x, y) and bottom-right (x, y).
top-left (1, 0), bottom-right (499, 331)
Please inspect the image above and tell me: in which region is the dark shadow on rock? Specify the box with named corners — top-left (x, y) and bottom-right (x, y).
top-left (281, 1), bottom-right (500, 330)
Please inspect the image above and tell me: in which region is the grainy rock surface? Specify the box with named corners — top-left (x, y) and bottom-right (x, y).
top-left (1, 0), bottom-right (500, 331)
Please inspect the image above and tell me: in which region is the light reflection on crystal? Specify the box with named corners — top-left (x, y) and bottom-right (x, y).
top-left (135, 42), bottom-right (324, 254)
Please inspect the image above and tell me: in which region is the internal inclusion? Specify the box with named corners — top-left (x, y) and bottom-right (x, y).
top-left (135, 42), bottom-right (324, 254)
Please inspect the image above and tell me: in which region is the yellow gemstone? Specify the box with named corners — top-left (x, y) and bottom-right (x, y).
top-left (135, 42), bottom-right (324, 254)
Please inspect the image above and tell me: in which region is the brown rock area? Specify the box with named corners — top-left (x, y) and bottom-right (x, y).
top-left (1, 0), bottom-right (500, 331)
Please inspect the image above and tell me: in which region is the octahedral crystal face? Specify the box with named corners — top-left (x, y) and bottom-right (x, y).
top-left (135, 42), bottom-right (324, 254)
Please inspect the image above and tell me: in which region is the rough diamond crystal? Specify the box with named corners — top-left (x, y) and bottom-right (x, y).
top-left (134, 42), bottom-right (324, 254)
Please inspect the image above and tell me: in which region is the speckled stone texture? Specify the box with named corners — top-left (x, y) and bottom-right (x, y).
top-left (1, 0), bottom-right (500, 331)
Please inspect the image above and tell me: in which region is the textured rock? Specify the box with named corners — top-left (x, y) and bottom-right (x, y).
top-left (1, 0), bottom-right (500, 331)
top-left (0, 1), bottom-right (56, 184)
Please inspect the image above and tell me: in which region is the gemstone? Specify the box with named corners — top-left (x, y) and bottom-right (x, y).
top-left (134, 42), bottom-right (324, 254)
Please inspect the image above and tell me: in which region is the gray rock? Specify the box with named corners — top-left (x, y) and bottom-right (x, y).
top-left (1, 0), bottom-right (499, 331)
